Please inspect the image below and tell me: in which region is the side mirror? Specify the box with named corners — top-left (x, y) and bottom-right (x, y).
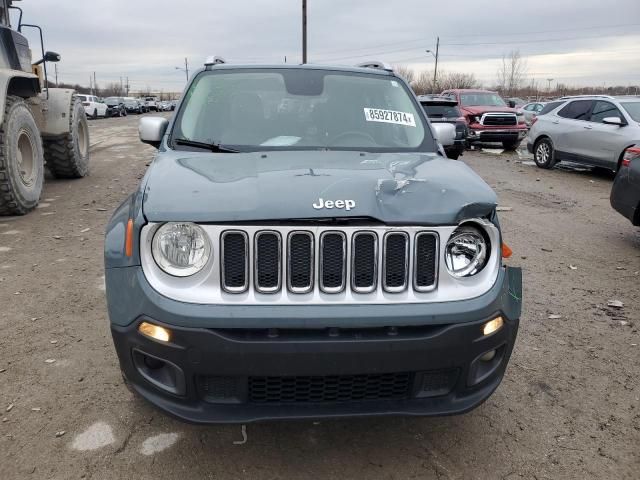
top-left (507, 100), bottom-right (516, 108)
top-left (602, 117), bottom-right (625, 126)
top-left (44, 51), bottom-right (61, 62)
top-left (431, 122), bottom-right (456, 147)
top-left (139, 116), bottom-right (169, 148)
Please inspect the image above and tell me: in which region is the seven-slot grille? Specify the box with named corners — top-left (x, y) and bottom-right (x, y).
top-left (220, 228), bottom-right (438, 294)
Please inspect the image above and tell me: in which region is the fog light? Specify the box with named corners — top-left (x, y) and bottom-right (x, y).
top-left (482, 316), bottom-right (504, 336)
top-left (138, 322), bottom-right (171, 342)
top-left (480, 350), bottom-right (496, 361)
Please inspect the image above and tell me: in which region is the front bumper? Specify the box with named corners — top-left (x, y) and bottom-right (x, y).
top-left (107, 266), bottom-right (522, 423)
top-left (467, 127), bottom-right (527, 144)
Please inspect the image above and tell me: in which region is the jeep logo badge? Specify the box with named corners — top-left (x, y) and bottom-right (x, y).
top-left (313, 198), bottom-right (356, 211)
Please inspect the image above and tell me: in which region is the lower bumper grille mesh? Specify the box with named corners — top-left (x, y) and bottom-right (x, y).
top-left (249, 372), bottom-right (412, 403)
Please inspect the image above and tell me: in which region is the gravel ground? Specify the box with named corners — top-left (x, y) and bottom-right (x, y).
top-left (0, 114), bottom-right (638, 479)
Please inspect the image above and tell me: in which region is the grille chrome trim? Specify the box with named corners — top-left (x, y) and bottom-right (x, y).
top-left (319, 231), bottom-right (347, 293)
top-left (220, 230), bottom-right (249, 293)
top-left (413, 232), bottom-right (439, 292)
top-left (382, 232), bottom-right (409, 293)
top-left (140, 221), bottom-right (503, 305)
top-left (287, 231), bottom-right (314, 294)
top-left (351, 231), bottom-right (378, 294)
top-left (254, 231), bottom-right (282, 293)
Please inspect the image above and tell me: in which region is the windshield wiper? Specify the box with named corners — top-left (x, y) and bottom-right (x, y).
top-left (173, 138), bottom-right (239, 153)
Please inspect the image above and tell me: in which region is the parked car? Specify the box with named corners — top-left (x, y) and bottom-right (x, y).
top-left (104, 60), bottom-right (521, 424)
top-left (418, 95), bottom-right (467, 159)
top-left (527, 95), bottom-right (640, 172)
top-left (136, 99), bottom-right (149, 113)
top-left (104, 96), bottom-right (126, 117)
top-left (506, 97), bottom-right (527, 108)
top-left (611, 146), bottom-right (640, 225)
top-left (124, 97), bottom-right (142, 114)
top-left (520, 102), bottom-right (546, 126)
top-left (144, 96), bottom-right (159, 112)
top-left (441, 89), bottom-right (528, 150)
top-left (78, 94), bottom-right (107, 119)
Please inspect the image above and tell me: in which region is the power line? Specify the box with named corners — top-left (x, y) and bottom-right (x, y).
top-left (438, 22), bottom-right (640, 39)
top-left (309, 22), bottom-right (640, 59)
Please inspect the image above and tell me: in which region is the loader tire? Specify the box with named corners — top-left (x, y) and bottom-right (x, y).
top-left (0, 96), bottom-right (44, 216)
top-left (43, 97), bottom-right (90, 179)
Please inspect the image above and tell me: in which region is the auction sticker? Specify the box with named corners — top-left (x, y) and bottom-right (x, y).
top-left (364, 108), bottom-right (416, 127)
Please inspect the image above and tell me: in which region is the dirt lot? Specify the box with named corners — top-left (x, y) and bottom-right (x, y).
top-left (0, 114), bottom-right (638, 479)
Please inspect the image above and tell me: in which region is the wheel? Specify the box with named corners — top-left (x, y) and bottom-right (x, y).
top-left (123, 109), bottom-right (127, 117)
top-left (533, 138), bottom-right (556, 169)
top-left (42, 97), bottom-right (90, 179)
top-left (502, 140), bottom-right (521, 151)
top-left (0, 96), bottom-right (44, 215)
top-left (447, 151), bottom-right (461, 160)
top-left (92, 108), bottom-right (98, 120)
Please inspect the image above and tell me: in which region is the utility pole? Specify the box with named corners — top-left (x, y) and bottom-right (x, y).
top-left (54, 63), bottom-right (58, 87)
top-left (302, 0), bottom-right (307, 64)
top-left (433, 36), bottom-right (439, 89)
top-left (126, 76), bottom-right (129, 96)
top-left (89, 75), bottom-right (93, 95)
top-left (184, 57), bottom-right (189, 82)
top-left (546, 78), bottom-right (553, 94)
top-left (93, 72), bottom-right (97, 96)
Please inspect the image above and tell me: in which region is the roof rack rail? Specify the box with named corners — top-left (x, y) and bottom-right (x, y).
top-left (204, 56), bottom-right (227, 67)
top-left (559, 94), bottom-right (614, 100)
top-left (355, 61), bottom-right (393, 72)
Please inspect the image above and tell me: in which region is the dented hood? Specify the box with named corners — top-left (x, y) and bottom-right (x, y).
top-left (462, 105), bottom-right (519, 115)
top-left (142, 150), bottom-right (497, 225)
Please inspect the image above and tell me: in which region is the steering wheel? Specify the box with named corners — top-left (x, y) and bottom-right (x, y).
top-left (330, 131), bottom-right (377, 147)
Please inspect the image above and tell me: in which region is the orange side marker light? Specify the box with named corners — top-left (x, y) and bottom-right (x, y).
top-left (125, 219), bottom-right (134, 257)
top-left (501, 242), bottom-right (513, 258)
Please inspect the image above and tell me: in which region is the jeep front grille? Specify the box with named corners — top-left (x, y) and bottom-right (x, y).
top-left (218, 227), bottom-right (438, 295)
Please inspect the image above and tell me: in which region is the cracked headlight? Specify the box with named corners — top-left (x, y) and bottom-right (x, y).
top-left (152, 222), bottom-right (211, 277)
top-left (444, 225), bottom-right (489, 277)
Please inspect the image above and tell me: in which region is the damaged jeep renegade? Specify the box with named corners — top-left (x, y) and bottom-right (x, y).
top-left (104, 58), bottom-right (522, 423)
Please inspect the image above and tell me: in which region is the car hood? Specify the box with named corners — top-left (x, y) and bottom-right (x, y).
top-left (461, 105), bottom-right (518, 115)
top-left (142, 150), bottom-right (497, 225)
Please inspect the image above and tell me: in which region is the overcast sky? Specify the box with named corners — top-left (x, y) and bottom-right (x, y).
top-left (21, 0), bottom-right (640, 94)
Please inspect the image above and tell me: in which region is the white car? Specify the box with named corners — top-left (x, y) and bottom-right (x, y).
top-left (521, 102), bottom-right (546, 126)
top-left (144, 96), bottom-right (159, 112)
top-left (78, 94), bottom-right (107, 119)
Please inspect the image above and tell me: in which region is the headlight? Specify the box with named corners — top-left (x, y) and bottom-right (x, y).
top-left (151, 222), bottom-right (211, 277)
top-left (444, 225), bottom-right (489, 277)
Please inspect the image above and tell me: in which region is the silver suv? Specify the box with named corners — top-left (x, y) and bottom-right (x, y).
top-left (527, 95), bottom-right (640, 171)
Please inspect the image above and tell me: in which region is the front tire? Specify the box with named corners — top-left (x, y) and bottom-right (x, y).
top-left (92, 108), bottom-right (98, 120)
top-left (0, 96), bottom-right (44, 215)
top-left (43, 97), bottom-right (90, 179)
top-left (533, 138), bottom-right (556, 169)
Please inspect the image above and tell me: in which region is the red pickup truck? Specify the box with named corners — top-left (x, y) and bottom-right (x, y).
top-left (440, 89), bottom-right (528, 150)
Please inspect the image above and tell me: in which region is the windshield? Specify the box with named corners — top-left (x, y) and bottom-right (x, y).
top-left (421, 103), bottom-right (461, 118)
top-left (172, 68), bottom-right (431, 152)
top-left (621, 101), bottom-right (640, 122)
top-left (459, 92), bottom-right (507, 107)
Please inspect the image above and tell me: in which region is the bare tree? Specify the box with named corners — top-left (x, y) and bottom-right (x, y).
top-left (101, 82), bottom-right (124, 97)
top-left (440, 72), bottom-right (478, 90)
top-left (393, 65), bottom-right (417, 85)
top-left (497, 50), bottom-right (527, 96)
